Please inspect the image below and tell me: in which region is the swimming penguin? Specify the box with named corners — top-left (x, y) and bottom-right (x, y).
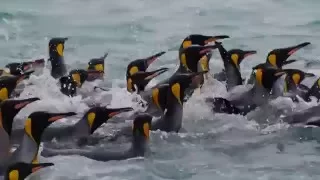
top-left (40, 113), bottom-right (152, 162)
top-left (10, 106), bottom-right (133, 145)
top-left (213, 42), bottom-right (257, 90)
top-left (59, 69), bottom-right (102, 97)
top-left (5, 59), bottom-right (45, 76)
top-left (127, 67), bottom-right (169, 94)
top-left (247, 42), bottom-right (311, 84)
top-left (0, 98), bottom-right (40, 172)
top-left (281, 105), bottom-right (320, 127)
top-left (126, 51), bottom-right (166, 86)
top-left (48, 37), bottom-right (68, 79)
top-left (8, 111), bottom-right (76, 165)
top-left (206, 65), bottom-right (286, 115)
top-left (4, 162), bottom-right (54, 180)
top-left (151, 71), bottom-right (208, 132)
top-left (282, 69), bottom-right (315, 98)
top-left (87, 52), bottom-right (108, 81)
top-left (0, 71), bottom-right (35, 101)
top-left (303, 78), bottom-right (320, 102)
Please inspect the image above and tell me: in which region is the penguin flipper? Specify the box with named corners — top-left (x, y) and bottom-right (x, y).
top-left (41, 147), bottom-right (133, 162)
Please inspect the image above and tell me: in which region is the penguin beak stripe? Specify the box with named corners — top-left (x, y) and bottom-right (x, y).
top-left (9, 170), bottom-right (19, 180)
top-left (108, 108), bottom-right (133, 118)
top-left (31, 163), bottom-right (54, 173)
top-left (287, 42), bottom-right (310, 55)
top-left (14, 101), bottom-right (35, 110)
top-left (143, 123), bottom-right (150, 139)
top-left (48, 115), bottom-right (67, 122)
top-left (56, 44), bottom-right (64, 57)
top-left (204, 38), bottom-right (217, 44)
top-left (292, 73), bottom-right (301, 85)
top-left (171, 83), bottom-right (182, 105)
top-left (87, 112), bottom-right (96, 129)
top-left (0, 88), bottom-right (9, 101)
top-left (199, 48), bottom-right (212, 55)
top-left (274, 72), bottom-right (286, 77)
top-left (255, 69), bottom-right (263, 86)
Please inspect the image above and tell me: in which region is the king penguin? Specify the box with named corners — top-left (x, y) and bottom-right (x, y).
top-left (247, 42), bottom-right (311, 84)
top-left (87, 52), bottom-right (108, 81)
top-left (41, 113), bottom-right (152, 162)
top-left (0, 98), bottom-right (40, 173)
top-left (8, 111), bottom-right (76, 165)
top-left (48, 37), bottom-right (68, 79)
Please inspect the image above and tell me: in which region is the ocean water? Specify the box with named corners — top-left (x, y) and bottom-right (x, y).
top-left (2, 0), bottom-right (320, 179)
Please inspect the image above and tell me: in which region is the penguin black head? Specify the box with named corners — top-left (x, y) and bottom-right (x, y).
top-left (180, 45), bottom-right (218, 72)
top-left (0, 97), bottom-right (40, 136)
top-left (252, 64), bottom-right (286, 90)
top-left (169, 71), bottom-right (208, 105)
top-left (48, 37), bottom-right (68, 79)
top-left (127, 67), bottom-right (169, 93)
top-left (0, 71), bottom-right (34, 102)
top-left (179, 34), bottom-right (230, 50)
top-left (266, 42), bottom-right (310, 69)
top-left (69, 69), bottom-right (89, 87)
top-left (151, 84), bottom-right (169, 112)
top-left (4, 59), bottom-right (44, 76)
top-left (126, 51), bottom-right (166, 78)
top-left (48, 37), bottom-right (68, 59)
top-left (132, 113), bottom-right (152, 140)
top-left (84, 106), bottom-right (133, 134)
top-left (283, 69), bottom-right (315, 92)
top-left (5, 162), bottom-right (54, 180)
top-left (59, 75), bottom-right (77, 97)
top-left (87, 53), bottom-right (108, 81)
top-left (226, 49), bottom-right (257, 69)
top-left (24, 111), bottom-right (76, 144)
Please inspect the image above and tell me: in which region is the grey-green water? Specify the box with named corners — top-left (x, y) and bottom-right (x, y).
top-left (2, 0), bottom-right (320, 179)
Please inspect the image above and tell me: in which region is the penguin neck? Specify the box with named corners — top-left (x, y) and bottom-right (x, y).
top-left (12, 133), bottom-right (38, 164)
top-left (162, 92), bottom-right (183, 132)
top-left (285, 79), bottom-right (298, 93)
top-left (131, 135), bottom-right (148, 156)
top-left (225, 64), bottom-right (242, 90)
top-left (1, 112), bottom-right (15, 137)
top-left (251, 84), bottom-right (271, 105)
top-left (72, 117), bottom-right (91, 138)
top-left (49, 55), bottom-right (67, 79)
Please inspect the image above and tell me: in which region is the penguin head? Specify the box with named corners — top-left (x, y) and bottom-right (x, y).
top-left (180, 34), bottom-right (230, 50)
top-left (87, 53), bottom-right (107, 81)
top-left (180, 45), bottom-right (218, 72)
top-left (5, 162), bottom-right (54, 180)
top-left (169, 71), bottom-right (208, 105)
top-left (0, 72), bottom-right (34, 102)
top-left (266, 42), bottom-right (310, 69)
top-left (84, 106), bottom-right (133, 134)
top-left (24, 111), bottom-right (76, 144)
top-left (69, 69), bottom-right (89, 87)
top-left (4, 63), bottom-right (24, 76)
top-left (48, 37), bottom-right (68, 59)
top-left (87, 52), bottom-right (107, 72)
top-left (0, 97), bottom-right (40, 136)
top-left (227, 49), bottom-right (257, 69)
top-left (132, 113), bottom-right (152, 140)
top-left (283, 69), bottom-right (315, 92)
top-left (151, 84), bottom-right (169, 112)
top-left (59, 75), bottom-right (77, 97)
top-left (126, 67), bottom-right (169, 93)
top-left (126, 51), bottom-right (166, 79)
top-left (252, 64), bottom-right (286, 90)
